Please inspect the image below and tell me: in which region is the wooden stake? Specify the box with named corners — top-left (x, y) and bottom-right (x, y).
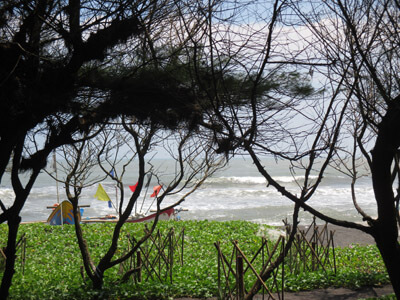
top-left (137, 251), bottom-right (142, 282)
top-left (237, 255), bottom-right (244, 300)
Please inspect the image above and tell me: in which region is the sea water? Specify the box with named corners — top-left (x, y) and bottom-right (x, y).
top-left (0, 157), bottom-right (376, 226)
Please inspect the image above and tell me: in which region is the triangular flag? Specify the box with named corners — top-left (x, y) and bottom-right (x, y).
top-left (129, 182), bottom-right (138, 192)
top-left (94, 184), bottom-right (111, 201)
top-left (150, 185), bottom-right (162, 198)
top-left (110, 169), bottom-right (115, 178)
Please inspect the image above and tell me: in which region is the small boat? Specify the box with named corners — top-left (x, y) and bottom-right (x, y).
top-left (81, 207), bottom-right (176, 223)
top-left (47, 200), bottom-right (80, 225)
top-left (127, 207), bottom-right (175, 223)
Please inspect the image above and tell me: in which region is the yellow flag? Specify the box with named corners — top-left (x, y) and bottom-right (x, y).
top-left (94, 184), bottom-right (111, 201)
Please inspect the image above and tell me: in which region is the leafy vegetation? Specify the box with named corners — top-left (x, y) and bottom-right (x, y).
top-left (0, 220), bottom-right (389, 299)
top-left (362, 295), bottom-right (396, 300)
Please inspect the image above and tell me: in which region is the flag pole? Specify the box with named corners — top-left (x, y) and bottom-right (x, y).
top-left (110, 168), bottom-right (118, 215)
top-left (145, 185), bottom-right (162, 215)
top-left (53, 151), bottom-right (60, 204)
top-left (139, 174), bottom-right (152, 214)
top-left (115, 184), bottom-right (119, 216)
top-left (53, 151), bottom-right (63, 225)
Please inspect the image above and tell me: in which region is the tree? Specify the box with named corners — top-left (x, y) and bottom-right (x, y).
top-left (288, 0), bottom-right (400, 296)
top-left (179, 0), bottom-right (400, 297)
top-left (168, 1), bottom-right (338, 298)
top-left (0, 0), bottom-right (213, 297)
top-left (52, 120), bottom-right (226, 289)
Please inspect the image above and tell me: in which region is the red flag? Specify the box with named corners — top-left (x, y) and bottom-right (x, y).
top-left (129, 182), bottom-right (138, 192)
top-left (150, 185), bottom-right (162, 197)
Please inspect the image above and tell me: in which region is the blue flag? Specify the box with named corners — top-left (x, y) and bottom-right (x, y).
top-left (108, 200), bottom-right (112, 208)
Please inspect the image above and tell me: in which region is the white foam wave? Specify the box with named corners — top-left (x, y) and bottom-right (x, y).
top-left (0, 187), bottom-right (15, 200)
top-left (205, 175), bottom-right (325, 186)
top-left (274, 175), bottom-right (320, 183)
top-left (0, 158), bottom-right (378, 225)
top-left (206, 176), bottom-right (267, 185)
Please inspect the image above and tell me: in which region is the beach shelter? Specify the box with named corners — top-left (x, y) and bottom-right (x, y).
top-left (47, 200), bottom-right (80, 225)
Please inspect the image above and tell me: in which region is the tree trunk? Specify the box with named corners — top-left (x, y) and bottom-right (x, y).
top-left (370, 108), bottom-right (400, 299)
top-left (0, 215), bottom-right (21, 300)
top-left (70, 198), bottom-right (102, 290)
top-left (92, 268), bottom-right (104, 290)
top-left (373, 228), bottom-right (400, 298)
top-left (245, 204), bottom-right (300, 300)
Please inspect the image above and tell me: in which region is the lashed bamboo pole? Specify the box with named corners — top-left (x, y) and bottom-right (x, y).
top-left (137, 252), bottom-right (142, 282)
top-left (232, 241), bottom-right (276, 300)
top-left (299, 230), bottom-right (326, 273)
top-left (169, 229), bottom-right (173, 283)
top-left (237, 255), bottom-right (244, 300)
top-left (214, 242), bottom-right (235, 300)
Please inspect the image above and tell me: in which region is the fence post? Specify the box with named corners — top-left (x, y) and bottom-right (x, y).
top-left (282, 236), bottom-right (285, 300)
top-left (21, 237), bottom-right (26, 275)
top-left (217, 241), bottom-right (222, 298)
top-left (311, 241), bottom-right (316, 271)
top-left (181, 228), bottom-right (185, 266)
top-left (331, 231), bottom-right (337, 275)
top-left (137, 251), bottom-right (142, 283)
top-left (262, 237), bottom-right (265, 299)
top-left (170, 228), bottom-right (174, 284)
top-left (237, 255), bottom-right (244, 300)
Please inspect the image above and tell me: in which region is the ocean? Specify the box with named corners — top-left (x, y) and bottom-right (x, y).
top-left (0, 157), bottom-right (376, 226)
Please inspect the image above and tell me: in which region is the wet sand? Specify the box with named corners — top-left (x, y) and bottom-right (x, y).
top-left (299, 224), bottom-right (376, 248)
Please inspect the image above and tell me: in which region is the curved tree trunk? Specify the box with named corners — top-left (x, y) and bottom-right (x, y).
top-left (245, 204), bottom-right (300, 300)
top-left (0, 215), bottom-right (21, 300)
top-left (373, 229), bottom-right (400, 298)
top-left (370, 109), bottom-right (400, 299)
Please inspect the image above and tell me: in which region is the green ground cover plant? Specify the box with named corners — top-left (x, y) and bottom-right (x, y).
top-left (362, 296), bottom-right (397, 300)
top-left (0, 220), bottom-right (390, 299)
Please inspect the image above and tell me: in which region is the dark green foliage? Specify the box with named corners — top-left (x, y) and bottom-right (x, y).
top-left (106, 69), bottom-right (202, 130)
